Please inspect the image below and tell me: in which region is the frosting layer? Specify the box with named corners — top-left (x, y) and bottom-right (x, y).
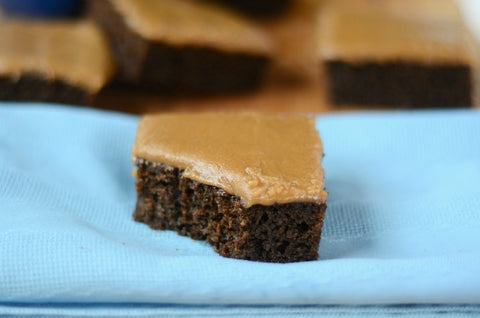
top-left (330, 0), bottom-right (463, 23)
top-left (109, 0), bottom-right (271, 55)
top-left (0, 20), bottom-right (115, 92)
top-left (133, 113), bottom-right (327, 207)
top-left (318, 1), bottom-right (475, 65)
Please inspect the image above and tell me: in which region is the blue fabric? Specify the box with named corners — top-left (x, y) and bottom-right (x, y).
top-left (0, 103), bottom-right (479, 317)
top-left (0, 0), bottom-right (83, 17)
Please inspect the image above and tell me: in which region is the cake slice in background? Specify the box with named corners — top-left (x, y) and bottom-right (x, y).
top-left (0, 20), bottom-right (115, 105)
top-left (89, 0), bottom-right (272, 95)
top-left (317, 0), bottom-right (477, 108)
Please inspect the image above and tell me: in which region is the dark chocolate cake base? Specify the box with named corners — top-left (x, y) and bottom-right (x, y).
top-left (325, 61), bottom-right (471, 107)
top-left (89, 0), bottom-right (269, 94)
top-left (211, 0), bottom-right (290, 16)
top-left (0, 74), bottom-right (90, 105)
top-left (134, 159), bottom-right (326, 263)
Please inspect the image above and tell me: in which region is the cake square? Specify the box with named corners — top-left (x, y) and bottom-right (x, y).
top-left (0, 20), bottom-right (115, 105)
top-left (318, 0), bottom-right (476, 107)
top-left (132, 112), bottom-right (327, 263)
top-left (89, 0), bottom-right (272, 94)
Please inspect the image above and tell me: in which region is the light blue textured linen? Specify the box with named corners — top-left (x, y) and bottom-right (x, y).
top-left (0, 103), bottom-right (479, 317)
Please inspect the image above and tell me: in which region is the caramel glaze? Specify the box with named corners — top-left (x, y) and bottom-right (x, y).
top-left (133, 112), bottom-right (327, 208)
top-left (109, 0), bottom-right (272, 55)
top-left (0, 20), bottom-right (115, 92)
top-left (318, 1), bottom-right (476, 66)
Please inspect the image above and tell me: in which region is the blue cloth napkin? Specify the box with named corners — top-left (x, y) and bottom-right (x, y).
top-left (0, 103), bottom-right (479, 317)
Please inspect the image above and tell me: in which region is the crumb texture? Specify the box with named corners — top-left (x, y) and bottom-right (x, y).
top-left (134, 161), bottom-right (326, 263)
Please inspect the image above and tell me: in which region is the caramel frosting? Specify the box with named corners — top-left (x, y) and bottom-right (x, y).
top-left (109, 0), bottom-right (271, 55)
top-left (133, 112), bottom-right (327, 208)
top-left (318, 2), bottom-right (475, 65)
top-left (331, 0), bottom-right (463, 23)
top-left (0, 20), bottom-right (115, 92)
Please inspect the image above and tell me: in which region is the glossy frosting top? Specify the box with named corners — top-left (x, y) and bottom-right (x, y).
top-left (0, 20), bottom-right (115, 92)
top-left (133, 112), bottom-right (327, 208)
top-left (318, 1), bottom-right (475, 65)
top-left (109, 0), bottom-right (271, 55)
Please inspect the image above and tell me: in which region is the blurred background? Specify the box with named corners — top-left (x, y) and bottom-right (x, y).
top-left (0, 0), bottom-right (479, 114)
